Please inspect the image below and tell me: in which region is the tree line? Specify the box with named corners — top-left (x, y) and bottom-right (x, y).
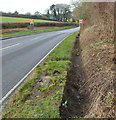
top-left (46, 4), bottom-right (75, 22)
top-left (0, 3), bottom-right (76, 22)
top-left (1, 1), bottom-right (92, 23)
top-left (0, 11), bottom-right (56, 21)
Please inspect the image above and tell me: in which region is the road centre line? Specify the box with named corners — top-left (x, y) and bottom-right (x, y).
top-left (0, 43), bottom-right (20, 50)
top-left (30, 37), bottom-right (39, 41)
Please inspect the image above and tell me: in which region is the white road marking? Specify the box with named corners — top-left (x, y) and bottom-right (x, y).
top-left (30, 36), bottom-right (44, 41)
top-left (0, 34), bottom-right (73, 105)
top-left (30, 37), bottom-right (39, 41)
top-left (0, 43), bottom-right (20, 50)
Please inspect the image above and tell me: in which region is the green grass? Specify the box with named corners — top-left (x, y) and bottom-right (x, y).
top-left (103, 92), bottom-right (114, 107)
top-left (3, 32), bottom-right (77, 118)
top-left (2, 26), bottom-right (76, 38)
top-left (47, 35), bottom-right (75, 61)
top-left (0, 16), bottom-right (57, 23)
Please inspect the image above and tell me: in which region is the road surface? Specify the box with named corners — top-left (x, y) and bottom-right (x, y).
top-left (1, 27), bottom-right (80, 102)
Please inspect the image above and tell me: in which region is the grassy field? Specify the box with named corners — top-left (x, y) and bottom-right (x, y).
top-left (1, 26), bottom-right (76, 38)
top-left (0, 16), bottom-right (57, 23)
top-left (2, 32), bottom-right (77, 118)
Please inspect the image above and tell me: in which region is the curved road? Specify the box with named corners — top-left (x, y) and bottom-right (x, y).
top-left (1, 27), bottom-right (80, 102)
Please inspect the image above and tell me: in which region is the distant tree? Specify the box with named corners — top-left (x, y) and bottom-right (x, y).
top-left (47, 4), bottom-right (72, 22)
top-left (13, 11), bottom-right (19, 15)
top-left (34, 11), bottom-right (41, 16)
top-left (8, 12), bottom-right (12, 15)
top-left (0, 11), bottom-right (2, 16)
top-left (46, 9), bottom-right (50, 18)
top-left (25, 12), bottom-right (31, 16)
top-left (50, 4), bottom-right (57, 18)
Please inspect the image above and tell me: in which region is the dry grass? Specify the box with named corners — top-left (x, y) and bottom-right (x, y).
top-left (80, 24), bottom-right (115, 117)
top-left (60, 2), bottom-right (115, 118)
top-left (79, 3), bottom-right (115, 117)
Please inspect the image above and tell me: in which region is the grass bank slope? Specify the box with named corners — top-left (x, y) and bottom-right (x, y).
top-left (0, 16), bottom-right (57, 23)
top-left (79, 3), bottom-right (115, 117)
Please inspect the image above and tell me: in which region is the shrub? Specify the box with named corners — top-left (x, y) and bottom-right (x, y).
top-left (2, 22), bottom-right (78, 29)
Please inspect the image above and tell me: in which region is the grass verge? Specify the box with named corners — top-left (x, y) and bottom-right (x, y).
top-left (2, 32), bottom-right (78, 118)
top-left (1, 26), bottom-right (76, 38)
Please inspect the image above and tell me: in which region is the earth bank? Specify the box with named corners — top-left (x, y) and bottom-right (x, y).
top-left (60, 2), bottom-right (115, 118)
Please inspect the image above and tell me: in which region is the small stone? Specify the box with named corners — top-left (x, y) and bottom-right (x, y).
top-left (77, 95), bottom-right (80, 99)
top-left (53, 70), bottom-right (60, 74)
top-left (62, 103), bottom-right (65, 106)
top-left (38, 78), bottom-right (43, 82)
top-left (76, 53), bottom-right (80, 56)
top-left (73, 65), bottom-right (79, 68)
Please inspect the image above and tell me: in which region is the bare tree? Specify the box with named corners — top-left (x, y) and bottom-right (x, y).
top-left (72, 1), bottom-right (93, 24)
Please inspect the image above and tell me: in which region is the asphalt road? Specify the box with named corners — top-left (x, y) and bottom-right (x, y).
top-left (1, 27), bottom-right (80, 101)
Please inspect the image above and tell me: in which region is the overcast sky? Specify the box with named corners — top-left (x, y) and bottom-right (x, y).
top-left (0, 0), bottom-right (77, 14)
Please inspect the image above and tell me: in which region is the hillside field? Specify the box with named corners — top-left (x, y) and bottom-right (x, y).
top-left (0, 16), bottom-right (57, 23)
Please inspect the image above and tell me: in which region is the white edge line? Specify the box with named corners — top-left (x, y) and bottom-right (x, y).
top-left (0, 33), bottom-right (74, 104)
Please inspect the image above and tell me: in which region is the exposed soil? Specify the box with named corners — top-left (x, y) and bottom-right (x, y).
top-left (59, 35), bottom-right (89, 118)
top-left (28, 75), bottom-right (51, 100)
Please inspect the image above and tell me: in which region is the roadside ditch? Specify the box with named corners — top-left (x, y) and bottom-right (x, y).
top-left (59, 34), bottom-right (89, 118)
top-left (60, 20), bottom-right (115, 118)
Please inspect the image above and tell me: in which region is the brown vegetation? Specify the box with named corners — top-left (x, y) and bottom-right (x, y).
top-left (60, 2), bottom-right (115, 118)
top-left (1, 22), bottom-right (77, 29)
